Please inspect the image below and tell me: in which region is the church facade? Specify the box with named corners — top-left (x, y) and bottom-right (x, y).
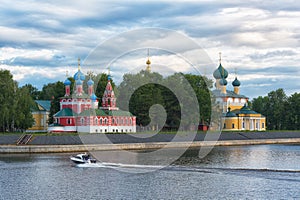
top-left (212, 54), bottom-right (266, 131)
top-left (48, 60), bottom-right (136, 133)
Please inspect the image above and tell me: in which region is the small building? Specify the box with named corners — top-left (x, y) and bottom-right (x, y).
top-left (28, 100), bottom-right (51, 132)
top-left (212, 53), bottom-right (266, 131)
top-left (48, 59), bottom-right (136, 133)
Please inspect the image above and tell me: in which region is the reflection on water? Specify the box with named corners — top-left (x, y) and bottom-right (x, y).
top-left (0, 145), bottom-right (299, 199)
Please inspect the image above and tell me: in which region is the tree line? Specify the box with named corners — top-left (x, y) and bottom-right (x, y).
top-left (251, 88), bottom-right (300, 130)
top-left (1, 68), bottom-right (300, 132)
top-left (0, 70), bottom-right (34, 132)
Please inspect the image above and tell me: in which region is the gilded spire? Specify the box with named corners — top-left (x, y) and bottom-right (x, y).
top-left (78, 57), bottom-right (81, 70)
top-left (66, 70), bottom-right (68, 77)
top-left (219, 52), bottom-right (222, 63)
top-left (146, 49), bottom-right (151, 72)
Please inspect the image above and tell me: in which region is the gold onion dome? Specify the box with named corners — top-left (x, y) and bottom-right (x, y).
top-left (146, 59), bottom-right (151, 65)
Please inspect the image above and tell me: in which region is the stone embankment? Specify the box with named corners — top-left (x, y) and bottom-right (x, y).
top-left (0, 131), bottom-right (299, 153)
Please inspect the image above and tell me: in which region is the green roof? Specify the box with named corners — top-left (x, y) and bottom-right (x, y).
top-left (237, 104), bottom-right (259, 114)
top-left (212, 89), bottom-right (248, 99)
top-left (226, 111), bottom-right (237, 117)
top-left (78, 108), bottom-right (134, 117)
top-left (107, 110), bottom-right (134, 116)
top-left (60, 94), bottom-right (90, 99)
top-left (54, 108), bottom-right (76, 117)
top-left (35, 100), bottom-right (51, 111)
top-left (31, 100), bottom-right (51, 112)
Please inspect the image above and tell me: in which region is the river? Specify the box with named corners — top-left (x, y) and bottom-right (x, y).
top-left (0, 144), bottom-right (299, 199)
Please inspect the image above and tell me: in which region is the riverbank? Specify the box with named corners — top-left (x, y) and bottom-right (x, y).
top-left (1, 137), bottom-right (300, 153)
top-left (1, 131), bottom-right (300, 153)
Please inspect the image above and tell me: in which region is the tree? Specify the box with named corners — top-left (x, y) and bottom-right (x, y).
top-left (22, 84), bottom-right (41, 100)
top-left (94, 73), bottom-right (116, 99)
top-left (40, 81), bottom-right (65, 124)
top-left (266, 89), bottom-right (287, 130)
top-left (0, 70), bottom-right (15, 132)
top-left (14, 86), bottom-right (35, 131)
top-left (284, 93), bottom-right (300, 130)
top-left (117, 70), bottom-right (213, 131)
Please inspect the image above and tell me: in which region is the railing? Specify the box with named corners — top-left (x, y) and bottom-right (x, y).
top-left (16, 134), bottom-right (33, 145)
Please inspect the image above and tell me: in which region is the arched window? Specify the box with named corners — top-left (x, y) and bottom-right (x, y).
top-left (125, 118), bottom-right (128, 125)
top-left (95, 118), bottom-right (98, 125)
top-left (112, 118), bottom-right (115, 124)
top-left (129, 118), bottom-right (132, 125)
top-left (81, 118), bottom-right (84, 125)
top-left (104, 118), bottom-right (107, 125)
top-left (100, 118), bottom-right (103, 125)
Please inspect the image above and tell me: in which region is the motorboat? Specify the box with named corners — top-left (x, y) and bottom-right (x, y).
top-left (70, 153), bottom-right (97, 164)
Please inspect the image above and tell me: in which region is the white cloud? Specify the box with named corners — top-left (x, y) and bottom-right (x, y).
top-left (0, 1), bottom-right (300, 98)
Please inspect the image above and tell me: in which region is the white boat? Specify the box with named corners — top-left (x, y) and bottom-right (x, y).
top-left (70, 153), bottom-right (97, 164)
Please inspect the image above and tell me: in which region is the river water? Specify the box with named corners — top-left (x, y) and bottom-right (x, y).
top-left (0, 144), bottom-right (299, 200)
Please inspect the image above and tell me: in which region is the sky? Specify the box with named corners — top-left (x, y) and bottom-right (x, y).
top-left (0, 0), bottom-right (300, 99)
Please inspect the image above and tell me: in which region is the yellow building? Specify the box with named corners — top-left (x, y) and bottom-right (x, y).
top-left (212, 54), bottom-right (266, 131)
top-left (27, 100), bottom-right (51, 132)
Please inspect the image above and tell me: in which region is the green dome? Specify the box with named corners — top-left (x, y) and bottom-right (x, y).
top-left (219, 78), bottom-right (227, 86)
top-left (232, 77), bottom-right (241, 87)
top-left (213, 63), bottom-right (228, 79)
top-left (226, 111), bottom-right (237, 117)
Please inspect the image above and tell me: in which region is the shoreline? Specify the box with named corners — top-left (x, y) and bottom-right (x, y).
top-left (1, 138), bottom-right (300, 154)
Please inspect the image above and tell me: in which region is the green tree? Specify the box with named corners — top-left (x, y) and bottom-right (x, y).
top-left (14, 86), bottom-right (35, 131)
top-left (0, 70), bottom-right (15, 132)
top-left (118, 70), bottom-right (213, 131)
top-left (266, 88), bottom-right (287, 130)
top-left (284, 93), bottom-right (300, 130)
top-left (252, 88), bottom-right (288, 130)
top-left (40, 81), bottom-right (65, 124)
top-left (183, 74), bottom-right (213, 126)
top-left (22, 84), bottom-right (41, 100)
top-left (94, 73), bottom-right (116, 101)
top-left (251, 96), bottom-right (268, 115)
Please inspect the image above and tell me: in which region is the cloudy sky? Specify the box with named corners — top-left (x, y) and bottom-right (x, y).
top-left (1, 0), bottom-right (300, 99)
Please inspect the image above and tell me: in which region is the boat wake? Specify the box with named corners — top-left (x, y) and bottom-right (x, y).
top-left (76, 162), bottom-right (300, 174)
top-left (76, 162), bottom-right (165, 170)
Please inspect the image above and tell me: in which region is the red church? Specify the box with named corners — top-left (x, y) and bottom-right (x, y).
top-left (48, 60), bottom-right (136, 133)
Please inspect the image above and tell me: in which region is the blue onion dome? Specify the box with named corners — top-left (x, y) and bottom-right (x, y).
top-left (64, 78), bottom-right (71, 86)
top-left (73, 70), bottom-right (85, 81)
top-left (213, 63), bottom-right (228, 79)
top-left (219, 78), bottom-right (227, 86)
top-left (87, 78), bottom-right (94, 86)
top-left (76, 79), bottom-right (82, 85)
top-left (232, 77), bottom-right (241, 87)
top-left (91, 93), bottom-right (97, 101)
top-left (107, 74), bottom-right (111, 81)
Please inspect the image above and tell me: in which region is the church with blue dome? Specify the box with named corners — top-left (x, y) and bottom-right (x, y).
top-left (212, 53), bottom-right (266, 131)
top-left (48, 59), bottom-right (136, 133)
